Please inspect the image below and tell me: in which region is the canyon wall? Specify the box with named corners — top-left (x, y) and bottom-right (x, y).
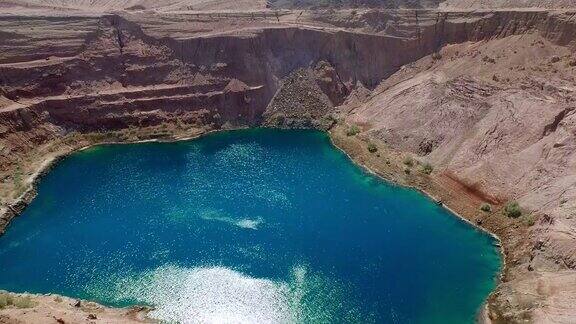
top-left (5, 0), bottom-right (576, 11)
top-left (1, 7), bottom-right (576, 323)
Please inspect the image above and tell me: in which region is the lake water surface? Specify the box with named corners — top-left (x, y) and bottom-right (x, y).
top-left (0, 129), bottom-right (501, 323)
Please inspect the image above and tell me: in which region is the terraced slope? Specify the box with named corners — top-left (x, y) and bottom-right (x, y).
top-left (0, 6), bottom-right (575, 324)
top-left (0, 0), bottom-right (267, 11)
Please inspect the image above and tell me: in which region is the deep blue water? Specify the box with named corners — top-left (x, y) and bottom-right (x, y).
top-left (0, 129), bottom-right (501, 323)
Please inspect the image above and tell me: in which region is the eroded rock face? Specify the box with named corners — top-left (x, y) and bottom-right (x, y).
top-left (347, 31), bottom-right (576, 324)
top-left (1, 6), bottom-right (576, 324)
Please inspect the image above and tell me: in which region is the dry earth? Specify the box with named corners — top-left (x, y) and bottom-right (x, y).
top-left (0, 0), bottom-right (575, 323)
top-left (0, 291), bottom-right (152, 324)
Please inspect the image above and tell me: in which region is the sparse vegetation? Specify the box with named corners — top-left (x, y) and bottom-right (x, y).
top-left (323, 114), bottom-right (336, 123)
top-left (272, 113), bottom-right (286, 126)
top-left (13, 165), bottom-right (24, 198)
top-left (482, 55), bottom-right (496, 63)
top-left (523, 215), bottom-right (536, 227)
top-left (14, 165), bottom-right (22, 184)
top-left (421, 162), bottom-right (433, 175)
top-left (320, 114), bottom-right (337, 129)
top-left (480, 203), bottom-right (492, 213)
top-left (13, 296), bottom-right (35, 308)
top-left (367, 143), bottom-right (378, 153)
top-left (0, 293), bottom-right (37, 309)
top-left (504, 201), bottom-right (522, 218)
top-left (403, 156), bottom-right (414, 167)
top-left (85, 132), bottom-right (110, 142)
top-left (346, 125), bottom-right (360, 136)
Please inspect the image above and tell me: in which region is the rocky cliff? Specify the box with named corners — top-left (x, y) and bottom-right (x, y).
top-left (1, 6), bottom-right (576, 323)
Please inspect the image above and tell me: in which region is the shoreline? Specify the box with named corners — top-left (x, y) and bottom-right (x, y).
top-left (0, 125), bottom-right (506, 323)
top-left (326, 127), bottom-right (506, 324)
top-left (1, 126), bottom-right (226, 235)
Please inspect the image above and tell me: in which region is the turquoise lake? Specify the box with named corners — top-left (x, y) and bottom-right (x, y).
top-left (0, 129), bottom-right (501, 323)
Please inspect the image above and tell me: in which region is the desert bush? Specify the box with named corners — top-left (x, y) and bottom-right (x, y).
top-left (13, 165), bottom-right (25, 198)
top-left (482, 55), bottom-right (496, 63)
top-left (367, 143), bottom-right (377, 153)
top-left (504, 201), bottom-right (522, 218)
top-left (322, 114), bottom-right (336, 123)
top-left (86, 132), bottom-right (109, 142)
top-left (0, 293), bottom-right (36, 309)
top-left (523, 215), bottom-right (536, 227)
top-left (431, 52), bottom-right (442, 60)
top-left (13, 296), bottom-right (35, 309)
top-left (346, 125), bottom-right (360, 136)
top-left (421, 162), bottom-right (433, 175)
top-left (403, 157), bottom-right (414, 167)
top-left (480, 203), bottom-right (492, 213)
top-left (318, 115), bottom-right (337, 130)
top-left (13, 165), bottom-right (22, 186)
top-left (0, 293), bottom-right (7, 308)
top-left (271, 113), bottom-right (285, 125)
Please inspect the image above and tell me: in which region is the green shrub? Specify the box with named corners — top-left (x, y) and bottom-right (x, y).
top-left (13, 296), bottom-right (35, 309)
top-left (480, 203), bottom-right (492, 213)
top-left (504, 201), bottom-right (522, 218)
top-left (523, 215), bottom-right (536, 227)
top-left (346, 125), bottom-right (360, 136)
top-left (0, 294), bottom-right (7, 308)
top-left (0, 293), bottom-right (35, 309)
top-left (13, 165), bottom-right (23, 186)
top-left (367, 143), bottom-right (378, 153)
top-left (421, 163), bottom-right (433, 175)
top-left (403, 157), bottom-right (414, 167)
top-left (12, 165), bottom-right (25, 198)
top-left (431, 52), bottom-right (442, 60)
